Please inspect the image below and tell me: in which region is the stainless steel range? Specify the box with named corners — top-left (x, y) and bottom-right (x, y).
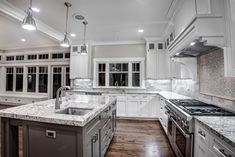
top-left (165, 99), bottom-right (235, 157)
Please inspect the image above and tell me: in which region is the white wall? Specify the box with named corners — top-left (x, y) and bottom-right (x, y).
top-left (93, 44), bottom-right (146, 58)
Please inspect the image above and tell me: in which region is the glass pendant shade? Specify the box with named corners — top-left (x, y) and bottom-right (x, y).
top-left (81, 44), bottom-right (87, 55)
top-left (22, 9), bottom-right (36, 31)
top-left (60, 34), bottom-right (70, 47)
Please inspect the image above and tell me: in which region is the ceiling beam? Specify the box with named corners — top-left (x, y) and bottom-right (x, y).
top-left (0, 0), bottom-right (63, 41)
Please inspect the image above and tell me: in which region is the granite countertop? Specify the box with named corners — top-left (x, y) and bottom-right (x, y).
top-left (70, 89), bottom-right (191, 99)
top-left (0, 95), bottom-right (116, 127)
top-left (195, 116), bottom-right (235, 147)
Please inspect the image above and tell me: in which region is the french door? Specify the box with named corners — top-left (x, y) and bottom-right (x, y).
top-left (51, 66), bottom-right (70, 98)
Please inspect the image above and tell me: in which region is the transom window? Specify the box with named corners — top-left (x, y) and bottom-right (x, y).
top-left (94, 58), bottom-right (144, 88)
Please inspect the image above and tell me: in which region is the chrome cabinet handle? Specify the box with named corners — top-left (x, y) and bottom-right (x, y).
top-left (198, 130), bottom-right (206, 138)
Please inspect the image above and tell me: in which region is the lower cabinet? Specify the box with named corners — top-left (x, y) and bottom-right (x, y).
top-left (194, 121), bottom-right (235, 157)
top-left (159, 96), bottom-right (168, 133)
top-left (108, 94), bottom-right (160, 119)
top-left (24, 101), bottom-right (117, 157)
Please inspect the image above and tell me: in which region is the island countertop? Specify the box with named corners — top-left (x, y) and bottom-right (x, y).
top-left (0, 95), bottom-right (116, 127)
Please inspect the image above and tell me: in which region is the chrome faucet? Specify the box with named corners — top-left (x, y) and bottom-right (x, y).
top-left (55, 86), bottom-right (71, 110)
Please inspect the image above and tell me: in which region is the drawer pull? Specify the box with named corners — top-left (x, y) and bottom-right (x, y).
top-left (198, 130), bottom-right (206, 138)
top-left (46, 130), bottom-right (56, 138)
top-left (214, 146), bottom-right (232, 157)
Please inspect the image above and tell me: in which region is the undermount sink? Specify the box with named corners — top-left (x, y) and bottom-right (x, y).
top-left (56, 107), bottom-right (93, 116)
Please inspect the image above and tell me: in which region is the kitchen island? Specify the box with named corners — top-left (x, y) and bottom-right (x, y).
top-left (0, 95), bottom-right (117, 157)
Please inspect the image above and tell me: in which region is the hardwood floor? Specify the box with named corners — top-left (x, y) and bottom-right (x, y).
top-left (106, 119), bottom-right (175, 157)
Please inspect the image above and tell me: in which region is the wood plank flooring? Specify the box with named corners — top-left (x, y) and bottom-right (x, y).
top-left (106, 119), bottom-right (175, 157)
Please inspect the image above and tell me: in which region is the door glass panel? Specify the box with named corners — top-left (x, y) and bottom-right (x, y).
top-left (65, 67), bottom-right (70, 86)
top-left (16, 67), bottom-right (24, 92)
top-left (52, 67), bottom-right (62, 98)
top-left (39, 67), bottom-right (48, 93)
top-left (176, 127), bottom-right (187, 157)
top-left (6, 67), bottom-right (14, 91)
top-left (27, 67), bottom-right (36, 92)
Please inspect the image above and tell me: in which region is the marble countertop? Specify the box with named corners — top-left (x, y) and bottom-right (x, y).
top-left (0, 95), bottom-right (116, 127)
top-left (195, 116), bottom-right (235, 147)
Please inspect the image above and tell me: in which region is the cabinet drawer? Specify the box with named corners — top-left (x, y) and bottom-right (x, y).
top-left (84, 115), bottom-right (101, 138)
top-left (195, 123), bottom-right (210, 148)
top-left (127, 95), bottom-right (141, 100)
top-left (209, 137), bottom-right (235, 157)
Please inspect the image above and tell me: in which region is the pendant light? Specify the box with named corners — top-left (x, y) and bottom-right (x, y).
top-left (81, 20), bottom-right (88, 55)
top-left (22, 0), bottom-right (37, 31)
top-left (60, 2), bottom-right (72, 48)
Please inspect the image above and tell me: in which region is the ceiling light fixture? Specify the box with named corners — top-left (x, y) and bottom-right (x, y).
top-left (138, 29), bottom-right (144, 33)
top-left (70, 33), bottom-right (76, 37)
top-left (60, 2), bottom-right (72, 48)
top-left (32, 7), bottom-right (40, 12)
top-left (21, 38), bottom-right (26, 42)
top-left (81, 20), bottom-right (88, 55)
top-left (190, 41), bottom-right (196, 46)
top-left (22, 0), bottom-right (37, 31)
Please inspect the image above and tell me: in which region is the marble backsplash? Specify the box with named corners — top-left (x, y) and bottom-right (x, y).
top-left (71, 79), bottom-right (172, 92)
top-left (172, 49), bottom-right (235, 112)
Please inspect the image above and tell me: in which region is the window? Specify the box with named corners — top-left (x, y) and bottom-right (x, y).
top-left (95, 58), bottom-right (144, 88)
top-left (6, 56), bottom-right (14, 61)
top-left (158, 43), bottom-right (164, 50)
top-left (98, 63), bottom-right (106, 86)
top-left (52, 53), bottom-right (63, 59)
top-left (109, 63), bottom-right (128, 87)
top-left (132, 63), bottom-right (140, 87)
top-left (28, 54), bottom-right (37, 60)
top-left (38, 67), bottom-right (48, 93)
top-left (16, 55), bottom-right (24, 61)
top-left (27, 67), bottom-right (36, 92)
top-left (15, 67), bottom-right (24, 92)
top-left (6, 67), bottom-right (14, 91)
top-left (65, 67), bottom-right (70, 86)
top-left (65, 53), bottom-right (70, 59)
top-left (0, 56), bottom-right (1, 61)
top-left (39, 54), bottom-right (49, 60)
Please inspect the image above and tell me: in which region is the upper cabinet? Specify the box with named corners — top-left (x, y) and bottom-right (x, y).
top-left (224, 0), bottom-right (235, 77)
top-left (70, 42), bottom-right (92, 79)
top-left (146, 41), bottom-right (171, 79)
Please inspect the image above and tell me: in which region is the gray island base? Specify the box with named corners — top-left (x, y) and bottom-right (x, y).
top-left (0, 95), bottom-right (117, 157)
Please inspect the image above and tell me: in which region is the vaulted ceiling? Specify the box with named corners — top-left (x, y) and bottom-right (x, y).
top-left (1, 0), bottom-right (174, 49)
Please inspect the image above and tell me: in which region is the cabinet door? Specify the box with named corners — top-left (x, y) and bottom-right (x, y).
top-left (117, 100), bottom-right (126, 117)
top-left (139, 100), bottom-right (149, 117)
top-left (70, 50), bottom-right (88, 79)
top-left (85, 131), bottom-right (100, 157)
top-left (126, 100), bottom-right (139, 117)
top-left (27, 126), bottom-right (77, 157)
top-left (146, 51), bottom-right (157, 79)
top-left (149, 96), bottom-right (159, 118)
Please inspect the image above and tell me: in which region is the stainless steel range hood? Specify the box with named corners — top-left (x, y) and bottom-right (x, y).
top-left (174, 39), bottom-right (221, 57)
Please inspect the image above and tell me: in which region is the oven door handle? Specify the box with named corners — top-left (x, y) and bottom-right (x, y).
top-left (170, 117), bottom-right (191, 139)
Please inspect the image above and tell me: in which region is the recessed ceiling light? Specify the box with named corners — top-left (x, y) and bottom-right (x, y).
top-left (70, 33), bottom-right (76, 37)
top-left (190, 41), bottom-right (196, 46)
top-left (32, 7), bottom-right (40, 12)
top-left (138, 29), bottom-right (144, 33)
top-left (21, 38), bottom-right (26, 42)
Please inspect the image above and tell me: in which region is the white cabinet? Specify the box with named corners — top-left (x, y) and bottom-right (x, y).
top-left (159, 96), bottom-right (168, 133)
top-left (70, 44), bottom-right (92, 79)
top-left (146, 50), bottom-right (170, 79)
top-left (107, 94), bottom-right (159, 119)
top-left (194, 121), bottom-right (235, 157)
top-left (224, 0), bottom-right (235, 77)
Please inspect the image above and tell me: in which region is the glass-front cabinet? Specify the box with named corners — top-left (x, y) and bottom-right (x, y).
top-left (94, 58), bottom-right (144, 88)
